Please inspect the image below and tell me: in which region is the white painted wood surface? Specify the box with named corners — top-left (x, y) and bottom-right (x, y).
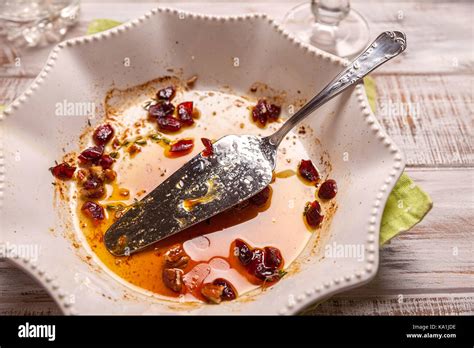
top-left (0, 0), bottom-right (473, 315)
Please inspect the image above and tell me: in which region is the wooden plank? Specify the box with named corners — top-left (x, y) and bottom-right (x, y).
top-left (0, 77), bottom-right (33, 105)
top-left (0, 168), bottom-right (472, 315)
top-left (373, 74), bottom-right (474, 167)
top-left (347, 168), bottom-right (474, 297)
top-left (305, 294), bottom-right (474, 315)
top-left (0, 260), bottom-right (62, 315)
top-left (1, 1), bottom-right (472, 77)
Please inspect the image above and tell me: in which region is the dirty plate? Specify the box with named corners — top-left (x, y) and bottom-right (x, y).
top-left (0, 8), bottom-right (405, 314)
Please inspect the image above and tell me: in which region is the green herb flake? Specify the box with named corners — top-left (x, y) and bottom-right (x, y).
top-left (142, 100), bottom-right (154, 111)
top-left (161, 137), bottom-right (171, 145)
top-left (106, 203), bottom-right (127, 212)
top-left (149, 133), bottom-right (171, 145)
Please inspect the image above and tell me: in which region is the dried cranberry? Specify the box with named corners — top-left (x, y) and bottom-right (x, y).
top-left (201, 138), bottom-right (213, 157)
top-left (318, 179), bottom-right (338, 200)
top-left (250, 249), bottom-right (284, 281)
top-left (157, 116), bottom-right (182, 132)
top-left (234, 239), bottom-right (284, 282)
top-left (251, 99), bottom-right (281, 126)
top-left (81, 201), bottom-right (105, 221)
top-left (177, 101), bottom-right (194, 126)
top-left (252, 99), bottom-right (268, 126)
top-left (267, 103), bottom-right (281, 120)
top-left (82, 176), bottom-right (102, 190)
top-left (249, 186), bottom-right (270, 206)
top-left (248, 249), bottom-right (274, 280)
top-left (212, 278), bottom-right (237, 301)
top-left (98, 154), bottom-right (114, 169)
top-left (157, 86), bottom-right (176, 100)
top-left (149, 101), bottom-right (175, 118)
top-left (298, 159), bottom-right (319, 183)
top-left (264, 247), bottom-right (282, 269)
top-left (93, 124), bottom-right (114, 145)
top-left (235, 239), bottom-right (253, 266)
top-left (305, 201), bottom-right (324, 227)
top-left (78, 145), bottom-right (104, 164)
top-left (169, 139), bottom-right (194, 154)
top-left (50, 162), bottom-right (76, 180)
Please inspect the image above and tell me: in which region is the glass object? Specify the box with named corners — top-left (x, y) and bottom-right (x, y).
top-left (283, 0), bottom-right (370, 58)
top-left (0, 0), bottom-right (80, 47)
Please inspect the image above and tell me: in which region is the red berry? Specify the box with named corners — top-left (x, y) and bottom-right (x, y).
top-left (93, 124), bottom-right (114, 145)
top-left (98, 154), bottom-right (114, 169)
top-left (305, 201), bottom-right (324, 227)
top-left (157, 86), bottom-right (176, 100)
top-left (157, 116), bottom-right (181, 132)
top-left (169, 139), bottom-right (194, 155)
top-left (234, 239), bottom-right (284, 282)
top-left (81, 201), bottom-right (105, 222)
top-left (149, 101), bottom-right (175, 118)
top-left (78, 146), bottom-right (104, 164)
top-left (235, 239), bottom-right (253, 266)
top-left (82, 175), bottom-right (103, 190)
top-left (264, 247), bottom-right (282, 269)
top-left (200, 138), bottom-right (213, 157)
top-left (249, 186), bottom-right (270, 206)
top-left (267, 103), bottom-right (281, 120)
top-left (318, 179), bottom-right (338, 200)
top-left (251, 99), bottom-right (281, 126)
top-left (212, 278), bottom-right (237, 301)
top-left (177, 101), bottom-right (194, 126)
top-left (247, 249), bottom-right (276, 280)
top-left (298, 159), bottom-right (319, 183)
top-left (252, 99), bottom-right (268, 126)
top-left (50, 162), bottom-right (76, 180)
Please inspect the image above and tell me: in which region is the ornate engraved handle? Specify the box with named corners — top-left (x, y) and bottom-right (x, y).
top-left (268, 31), bottom-right (406, 146)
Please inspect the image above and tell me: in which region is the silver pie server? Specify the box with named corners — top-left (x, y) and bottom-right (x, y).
top-left (104, 31), bottom-right (406, 256)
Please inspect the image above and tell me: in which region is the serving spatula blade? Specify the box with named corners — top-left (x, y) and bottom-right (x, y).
top-left (104, 135), bottom-right (276, 256)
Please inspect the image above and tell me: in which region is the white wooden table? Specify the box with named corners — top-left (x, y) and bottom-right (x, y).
top-left (0, 0), bottom-right (473, 315)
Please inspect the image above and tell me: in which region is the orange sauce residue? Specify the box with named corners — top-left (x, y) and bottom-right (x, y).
top-left (74, 85), bottom-right (321, 302)
top-left (77, 183), bottom-right (274, 299)
top-left (182, 179), bottom-right (219, 211)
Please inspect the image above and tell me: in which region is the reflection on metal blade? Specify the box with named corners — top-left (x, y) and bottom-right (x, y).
top-left (104, 135), bottom-right (276, 256)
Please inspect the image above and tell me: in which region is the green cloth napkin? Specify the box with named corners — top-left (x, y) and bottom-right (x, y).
top-left (1, 20), bottom-right (431, 247)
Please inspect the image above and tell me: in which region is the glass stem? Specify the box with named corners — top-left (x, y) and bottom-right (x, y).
top-left (311, 0), bottom-right (350, 27)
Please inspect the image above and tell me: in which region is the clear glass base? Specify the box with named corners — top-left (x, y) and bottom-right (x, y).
top-left (0, 0), bottom-right (80, 47)
top-left (283, 2), bottom-right (370, 58)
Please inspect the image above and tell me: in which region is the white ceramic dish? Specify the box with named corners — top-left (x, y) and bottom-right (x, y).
top-left (0, 8), bottom-right (405, 315)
